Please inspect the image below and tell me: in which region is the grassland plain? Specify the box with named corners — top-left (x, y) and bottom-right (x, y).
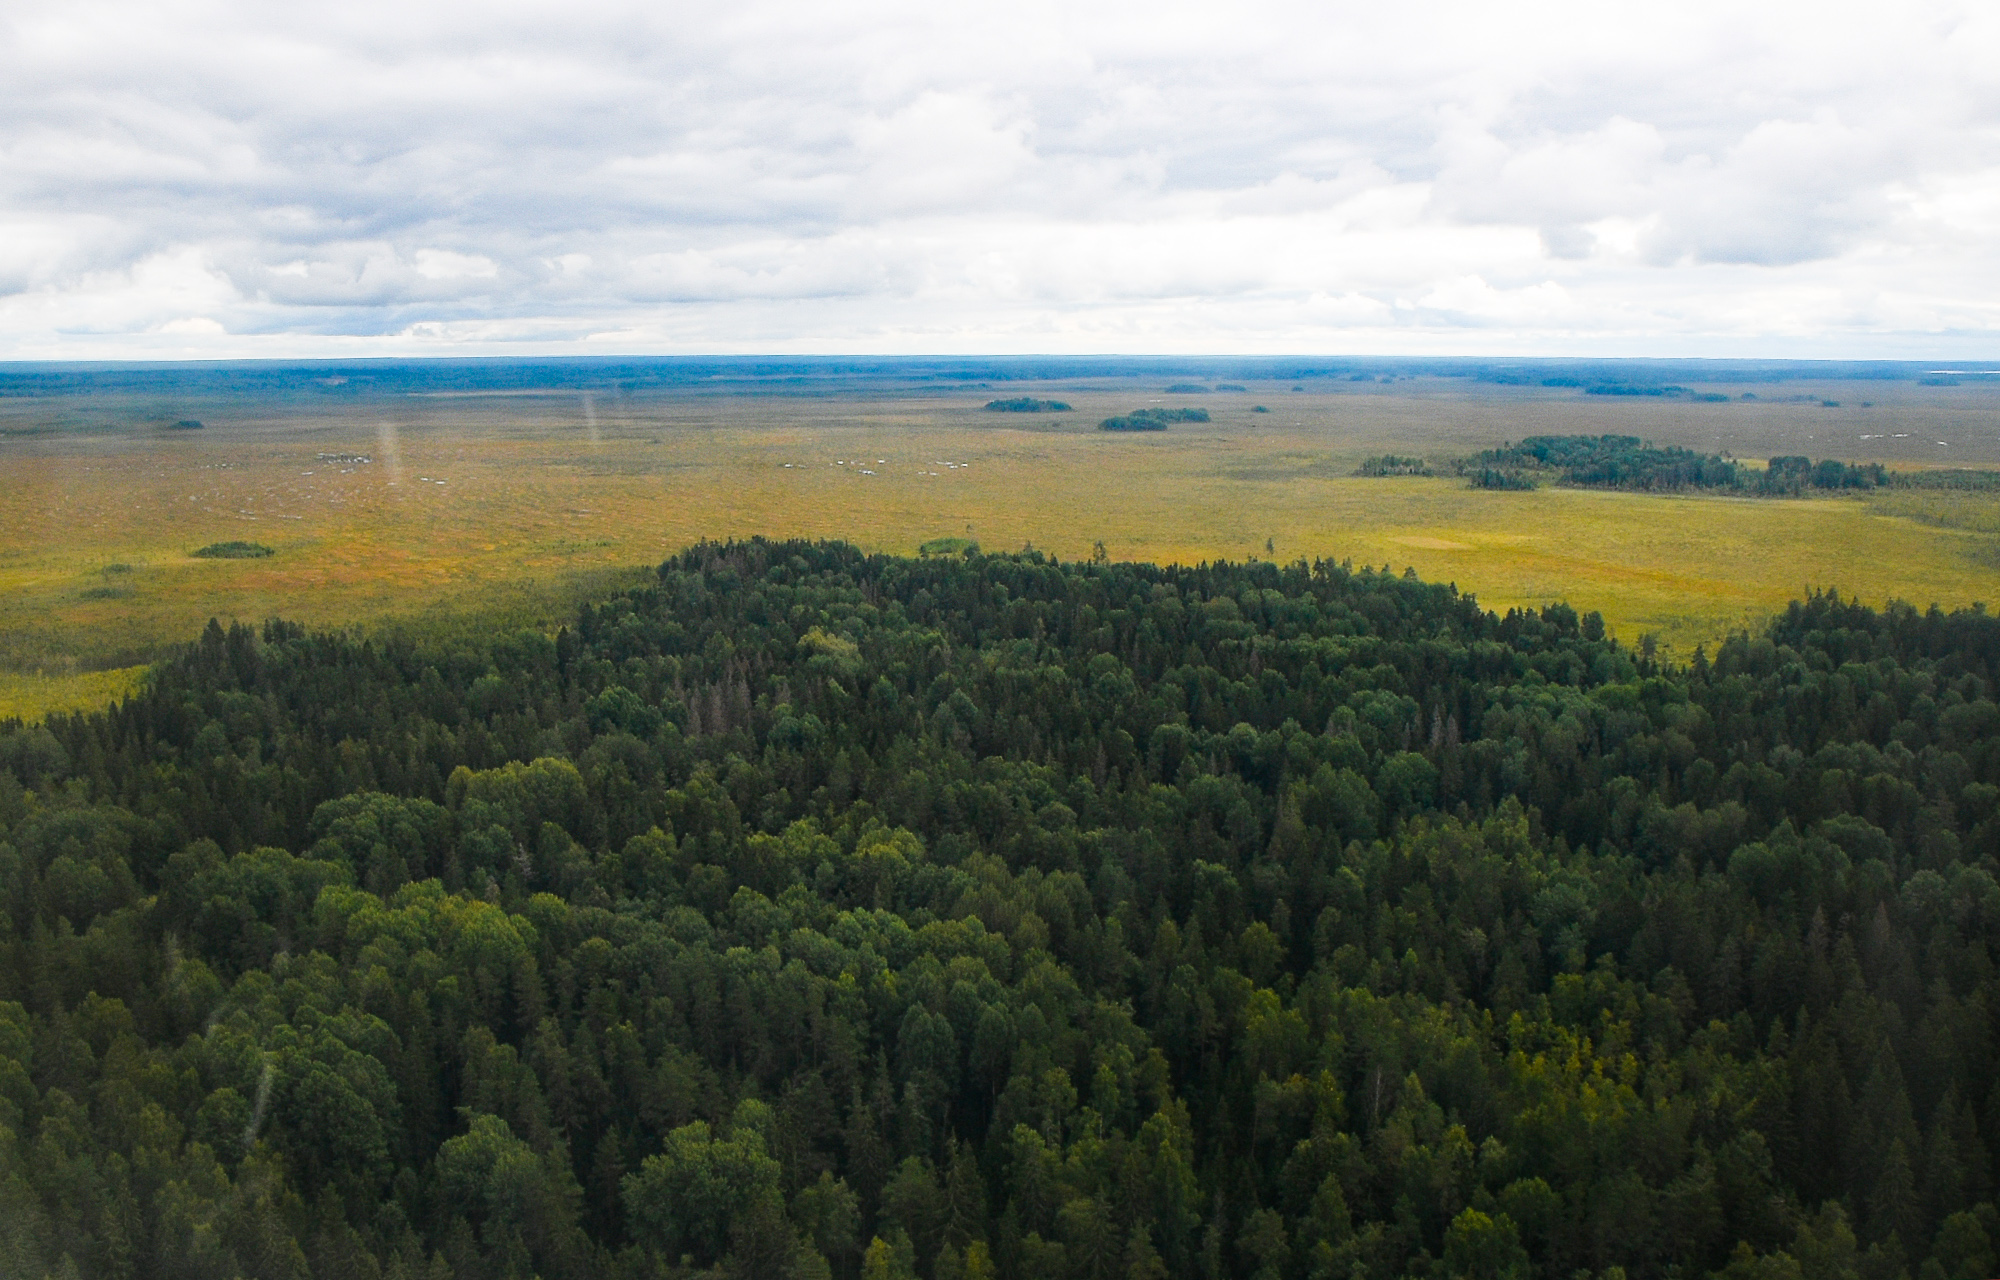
top-left (3, 368), bottom-right (1999, 720)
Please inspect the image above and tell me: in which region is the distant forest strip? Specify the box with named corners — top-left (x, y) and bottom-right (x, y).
top-left (0, 356), bottom-right (1988, 409)
top-left (3, 539), bottom-right (2000, 1279)
top-left (983, 398), bottom-right (1072, 413)
top-left (1361, 434), bottom-right (2000, 495)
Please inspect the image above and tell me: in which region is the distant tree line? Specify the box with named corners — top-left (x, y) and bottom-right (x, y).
top-left (1466, 467), bottom-right (1537, 491)
top-left (1355, 456), bottom-right (1432, 478)
top-left (1582, 385), bottom-right (1732, 402)
top-left (1440, 435), bottom-right (1988, 496)
top-left (984, 400), bottom-right (1072, 414)
top-left (1897, 470), bottom-right (2000, 493)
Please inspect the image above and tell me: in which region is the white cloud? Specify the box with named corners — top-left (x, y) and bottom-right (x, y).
top-left (0, 0), bottom-right (1996, 356)
top-left (156, 316), bottom-right (226, 335)
top-left (412, 249), bottom-right (499, 280)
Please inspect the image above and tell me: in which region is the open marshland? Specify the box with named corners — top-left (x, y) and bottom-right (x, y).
top-left (4, 361), bottom-right (1999, 719)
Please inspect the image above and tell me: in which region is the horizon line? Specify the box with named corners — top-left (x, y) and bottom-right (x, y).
top-left (2, 352), bottom-right (1998, 369)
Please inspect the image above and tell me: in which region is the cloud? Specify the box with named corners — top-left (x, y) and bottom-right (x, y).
top-left (156, 315), bottom-right (227, 335)
top-left (412, 249), bottom-right (499, 280)
top-left (1, 0), bottom-right (1996, 356)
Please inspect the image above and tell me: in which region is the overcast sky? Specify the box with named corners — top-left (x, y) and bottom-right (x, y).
top-left (2, 0), bottom-right (1996, 359)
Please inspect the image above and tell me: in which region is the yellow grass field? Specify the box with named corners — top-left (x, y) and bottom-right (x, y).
top-left (4, 374), bottom-right (1998, 720)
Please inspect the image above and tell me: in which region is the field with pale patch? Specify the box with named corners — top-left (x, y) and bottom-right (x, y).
top-left (4, 371), bottom-right (1998, 720)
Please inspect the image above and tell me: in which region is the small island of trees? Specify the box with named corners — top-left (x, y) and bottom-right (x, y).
top-left (1356, 454), bottom-right (1433, 477)
top-left (983, 397), bottom-right (1072, 413)
top-left (1100, 407), bottom-right (1210, 431)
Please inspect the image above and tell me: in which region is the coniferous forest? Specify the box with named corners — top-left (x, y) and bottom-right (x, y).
top-left (1447, 435), bottom-right (2000, 497)
top-left (5, 540), bottom-right (2000, 1280)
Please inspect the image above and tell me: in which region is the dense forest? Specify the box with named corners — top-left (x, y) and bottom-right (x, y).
top-left (3, 541), bottom-right (1999, 1280)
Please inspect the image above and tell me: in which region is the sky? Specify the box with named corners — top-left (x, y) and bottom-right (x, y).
top-left (2, 0), bottom-right (1997, 360)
